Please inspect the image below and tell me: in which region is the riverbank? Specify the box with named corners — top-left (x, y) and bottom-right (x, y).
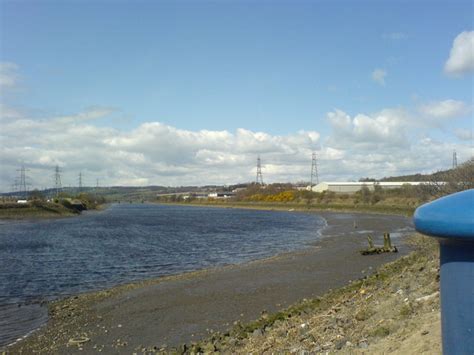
top-left (0, 201), bottom-right (79, 219)
top-left (0, 201), bottom-right (107, 220)
top-left (161, 200), bottom-right (416, 217)
top-left (6, 211), bottom-right (414, 354)
top-left (193, 234), bottom-right (441, 354)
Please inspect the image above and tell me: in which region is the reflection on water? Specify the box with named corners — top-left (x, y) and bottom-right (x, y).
top-left (0, 204), bottom-right (326, 347)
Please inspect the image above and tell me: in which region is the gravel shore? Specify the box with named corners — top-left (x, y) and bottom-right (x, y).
top-left (6, 211), bottom-right (413, 354)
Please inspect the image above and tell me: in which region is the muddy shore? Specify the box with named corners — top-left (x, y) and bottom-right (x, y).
top-left (6, 211), bottom-right (413, 354)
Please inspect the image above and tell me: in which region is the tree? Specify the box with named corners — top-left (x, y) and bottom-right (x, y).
top-left (358, 186), bottom-right (371, 204)
top-left (419, 158), bottom-right (474, 198)
top-left (29, 189), bottom-right (45, 201)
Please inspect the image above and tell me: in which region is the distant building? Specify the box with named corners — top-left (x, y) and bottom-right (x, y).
top-left (208, 192), bottom-right (235, 199)
top-left (17, 199), bottom-right (28, 204)
top-left (309, 181), bottom-right (430, 194)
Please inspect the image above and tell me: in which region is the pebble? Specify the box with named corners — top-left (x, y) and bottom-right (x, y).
top-left (359, 341), bottom-right (369, 349)
top-left (421, 330), bottom-right (429, 335)
top-left (322, 342), bottom-right (333, 350)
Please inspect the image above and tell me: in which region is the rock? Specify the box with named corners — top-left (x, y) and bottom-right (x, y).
top-left (421, 330), bottom-right (429, 335)
top-left (252, 328), bottom-right (264, 338)
top-left (299, 323), bottom-right (309, 335)
top-left (334, 340), bottom-right (344, 350)
top-left (415, 291), bottom-right (439, 303)
top-left (322, 341), bottom-right (333, 350)
top-left (68, 337), bottom-right (90, 346)
top-left (227, 337), bottom-right (238, 346)
top-left (359, 341), bottom-right (369, 349)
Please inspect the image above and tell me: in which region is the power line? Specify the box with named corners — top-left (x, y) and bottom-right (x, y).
top-left (310, 152), bottom-right (319, 187)
top-left (78, 172), bottom-right (83, 192)
top-left (54, 165), bottom-right (62, 197)
top-left (256, 155), bottom-right (264, 185)
top-left (16, 165), bottom-right (30, 199)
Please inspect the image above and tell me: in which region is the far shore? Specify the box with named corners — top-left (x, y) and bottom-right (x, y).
top-left (7, 210), bottom-right (414, 354)
top-left (0, 202), bottom-right (108, 221)
top-left (156, 199), bottom-right (416, 217)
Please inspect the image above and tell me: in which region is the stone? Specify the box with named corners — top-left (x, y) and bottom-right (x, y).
top-left (252, 328), bottom-right (264, 338)
top-left (335, 339), bottom-right (346, 350)
top-left (322, 342), bottom-right (333, 350)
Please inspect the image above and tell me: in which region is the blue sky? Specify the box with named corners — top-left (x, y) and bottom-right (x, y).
top-left (0, 0), bottom-right (473, 189)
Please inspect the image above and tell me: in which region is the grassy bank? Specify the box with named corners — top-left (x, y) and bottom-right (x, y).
top-left (0, 201), bottom-right (79, 219)
top-left (181, 234), bottom-right (440, 354)
top-left (163, 200), bottom-right (416, 217)
top-left (0, 199), bottom-right (106, 220)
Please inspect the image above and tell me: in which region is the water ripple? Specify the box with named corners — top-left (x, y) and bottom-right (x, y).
top-left (0, 204), bottom-right (325, 347)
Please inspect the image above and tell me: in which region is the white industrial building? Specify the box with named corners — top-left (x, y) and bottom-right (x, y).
top-left (309, 181), bottom-right (429, 194)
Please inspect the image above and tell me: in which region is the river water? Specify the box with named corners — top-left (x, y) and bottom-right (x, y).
top-left (0, 203), bottom-right (327, 347)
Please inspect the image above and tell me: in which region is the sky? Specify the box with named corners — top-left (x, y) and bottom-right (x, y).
top-left (0, 0), bottom-right (473, 191)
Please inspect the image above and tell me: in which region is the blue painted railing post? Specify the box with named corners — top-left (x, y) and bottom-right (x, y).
top-left (414, 189), bottom-right (474, 355)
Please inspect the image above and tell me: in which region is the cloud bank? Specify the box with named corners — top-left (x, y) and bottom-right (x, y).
top-left (1, 102), bottom-right (471, 192)
top-left (418, 99), bottom-right (471, 119)
top-left (444, 31), bottom-right (474, 76)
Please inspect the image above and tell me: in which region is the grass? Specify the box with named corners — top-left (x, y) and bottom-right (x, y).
top-left (0, 201), bottom-right (79, 219)
top-left (164, 200), bottom-right (416, 217)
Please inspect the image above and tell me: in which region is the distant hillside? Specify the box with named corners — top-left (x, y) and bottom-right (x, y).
top-left (380, 158), bottom-right (473, 182)
top-left (380, 171), bottom-right (448, 182)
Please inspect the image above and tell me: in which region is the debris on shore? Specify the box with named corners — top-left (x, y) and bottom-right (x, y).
top-left (360, 233), bottom-right (398, 255)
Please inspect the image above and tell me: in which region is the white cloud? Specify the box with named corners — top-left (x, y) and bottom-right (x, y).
top-left (454, 128), bottom-right (473, 141)
top-left (0, 103), bottom-right (22, 119)
top-left (0, 62), bottom-right (19, 88)
top-left (444, 31), bottom-right (474, 76)
top-left (56, 107), bottom-right (116, 124)
top-left (327, 108), bottom-right (409, 148)
top-left (371, 68), bottom-right (387, 86)
top-left (0, 103), bottom-right (471, 190)
top-left (418, 99), bottom-right (470, 119)
top-left (0, 106), bottom-right (324, 190)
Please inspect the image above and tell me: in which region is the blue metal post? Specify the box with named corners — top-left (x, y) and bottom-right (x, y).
top-left (414, 189), bottom-right (474, 355)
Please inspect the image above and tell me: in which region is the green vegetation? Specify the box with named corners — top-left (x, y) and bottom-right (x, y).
top-left (158, 184), bottom-right (420, 216)
top-left (0, 193), bottom-right (106, 219)
top-left (157, 159), bottom-right (474, 216)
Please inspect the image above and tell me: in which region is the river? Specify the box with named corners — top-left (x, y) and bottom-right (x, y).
top-left (0, 203), bottom-right (328, 347)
